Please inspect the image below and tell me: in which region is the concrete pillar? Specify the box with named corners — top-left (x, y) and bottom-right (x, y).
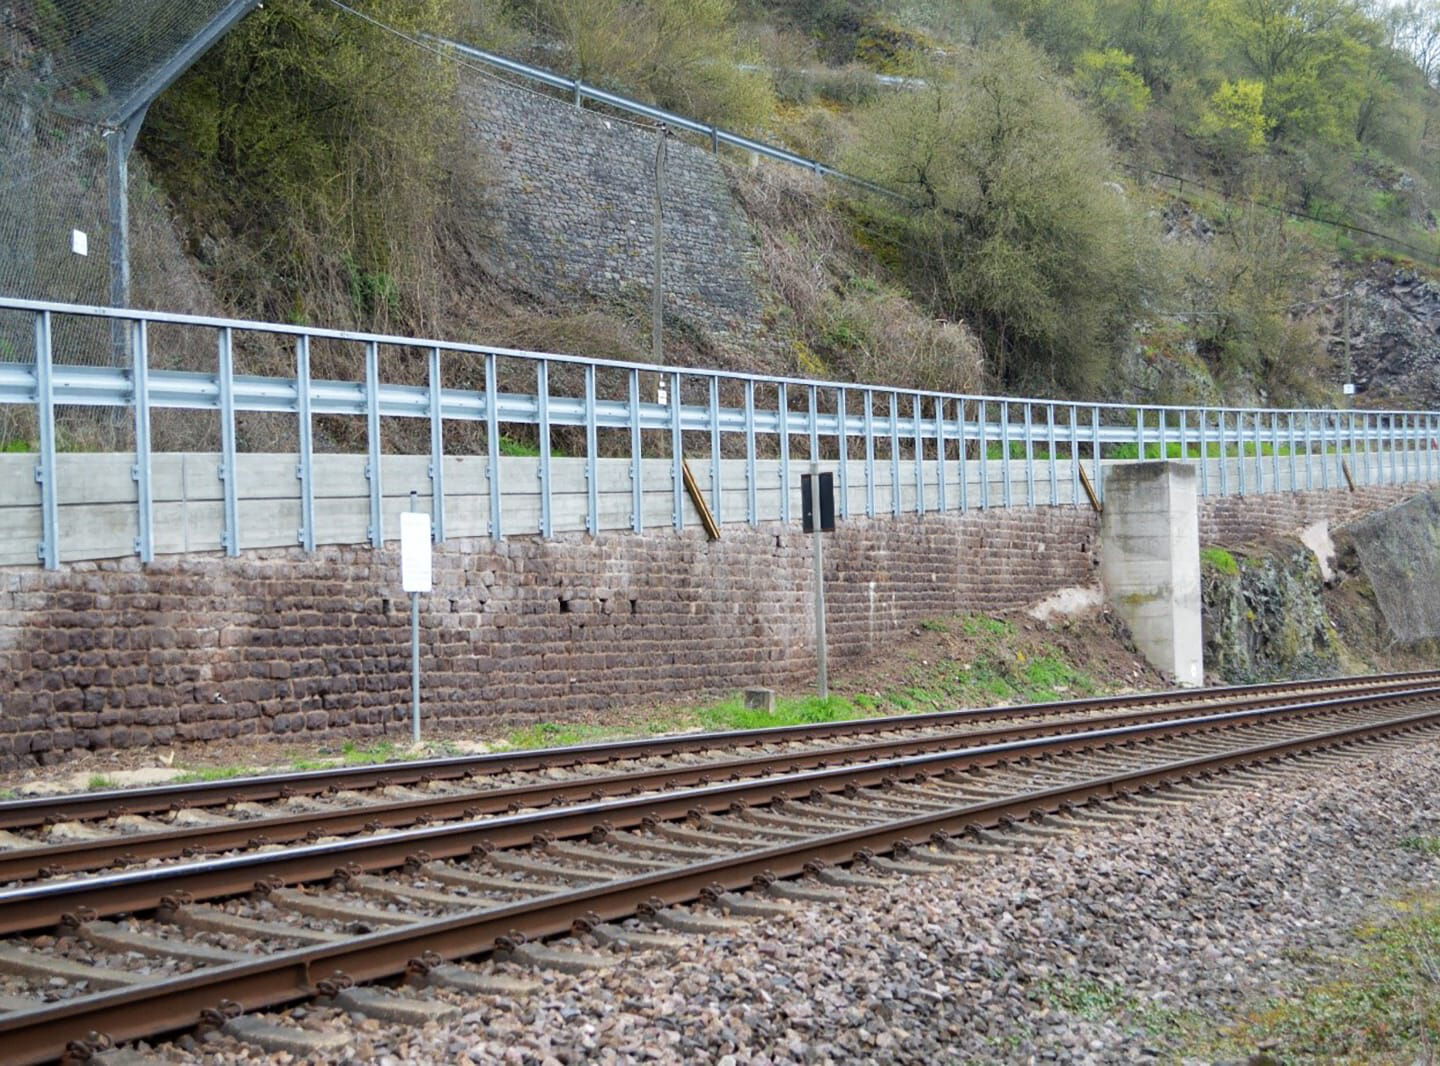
top-left (1099, 461), bottom-right (1203, 686)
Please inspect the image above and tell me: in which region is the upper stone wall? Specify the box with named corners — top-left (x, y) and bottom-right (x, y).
top-left (461, 75), bottom-right (773, 357)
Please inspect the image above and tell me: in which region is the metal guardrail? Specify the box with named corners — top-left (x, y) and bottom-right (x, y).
top-left (1, 296), bottom-right (1438, 570)
top-left (431, 36), bottom-right (908, 203)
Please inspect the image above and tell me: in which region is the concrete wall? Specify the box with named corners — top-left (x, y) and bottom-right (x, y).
top-left (1100, 462), bottom-right (1203, 686)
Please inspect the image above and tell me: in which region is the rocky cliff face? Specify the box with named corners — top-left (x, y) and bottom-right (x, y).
top-left (1327, 264), bottom-right (1440, 408)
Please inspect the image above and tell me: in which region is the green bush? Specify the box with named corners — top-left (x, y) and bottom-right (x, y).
top-left (142, 0), bottom-right (464, 332)
top-left (847, 37), bottom-right (1153, 394)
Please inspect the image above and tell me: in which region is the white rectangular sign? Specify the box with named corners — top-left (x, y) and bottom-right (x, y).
top-left (400, 511), bottom-right (432, 592)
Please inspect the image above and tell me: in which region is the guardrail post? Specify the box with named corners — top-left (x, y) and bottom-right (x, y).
top-left (936, 398), bottom-right (948, 513)
top-left (1269, 412), bottom-right (1280, 493)
top-left (296, 335), bottom-right (315, 552)
top-left (1067, 404), bottom-right (1079, 506)
top-left (131, 319), bottom-right (153, 563)
top-left (1198, 410), bottom-right (1210, 497)
top-left (863, 390), bottom-right (876, 518)
top-left (744, 377), bottom-right (757, 527)
top-left (365, 341), bottom-right (383, 548)
top-left (1287, 412), bottom-right (1298, 491)
top-left (485, 352), bottom-right (503, 540)
top-left (1318, 412), bottom-right (1330, 491)
top-left (1000, 401), bottom-right (1013, 508)
top-left (958, 400), bottom-right (970, 512)
top-left (778, 382), bottom-right (791, 524)
top-left (218, 327), bottom-right (240, 556)
top-left (585, 363), bottom-right (599, 536)
top-left (428, 346), bottom-right (446, 544)
top-left (889, 390), bottom-right (901, 517)
top-left (1022, 401), bottom-right (1035, 507)
top-left (537, 359), bottom-right (552, 538)
top-left (978, 400), bottom-right (990, 510)
top-left (836, 386), bottom-right (849, 519)
top-left (912, 392), bottom-right (924, 514)
top-left (708, 375), bottom-right (722, 527)
top-left (670, 371), bottom-right (683, 531)
top-left (1046, 403), bottom-right (1058, 507)
top-left (630, 369), bottom-right (645, 533)
top-left (33, 311), bottom-right (58, 570)
top-left (1091, 406), bottom-right (1103, 503)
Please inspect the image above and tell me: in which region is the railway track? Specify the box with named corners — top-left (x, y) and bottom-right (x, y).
top-left (2, 672), bottom-right (1436, 888)
top-left (1, 678), bottom-right (1438, 1064)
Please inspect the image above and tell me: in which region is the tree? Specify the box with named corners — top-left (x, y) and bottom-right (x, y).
top-left (1074, 48), bottom-right (1152, 132)
top-left (535, 0), bottom-right (774, 130)
top-left (848, 37), bottom-right (1152, 392)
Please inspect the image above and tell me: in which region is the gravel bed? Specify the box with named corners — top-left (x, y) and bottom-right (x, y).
top-left (145, 736), bottom-right (1440, 1065)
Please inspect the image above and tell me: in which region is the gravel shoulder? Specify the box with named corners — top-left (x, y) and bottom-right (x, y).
top-left (151, 734), bottom-right (1440, 1065)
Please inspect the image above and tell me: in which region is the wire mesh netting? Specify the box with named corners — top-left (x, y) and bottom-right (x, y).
top-left (1, 1), bottom-right (239, 447)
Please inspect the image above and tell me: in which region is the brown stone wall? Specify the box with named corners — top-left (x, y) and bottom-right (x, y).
top-left (0, 508), bottom-right (1098, 768)
top-left (1197, 483), bottom-right (1422, 544)
top-left (0, 482), bottom-right (1423, 769)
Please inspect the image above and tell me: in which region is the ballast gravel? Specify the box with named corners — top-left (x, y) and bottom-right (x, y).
top-left (156, 737), bottom-right (1440, 1065)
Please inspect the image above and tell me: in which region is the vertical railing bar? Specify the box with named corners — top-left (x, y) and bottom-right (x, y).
top-left (1253, 410), bottom-right (1264, 492)
top-left (936, 398), bottom-right (948, 514)
top-left (585, 364), bottom-right (599, 536)
top-left (428, 346), bottom-right (446, 544)
top-left (1304, 413), bottom-right (1314, 492)
top-left (1000, 402), bottom-right (1013, 509)
top-left (1091, 405), bottom-right (1103, 504)
top-left (1236, 411), bottom-right (1248, 496)
top-left (1198, 411), bottom-right (1210, 497)
top-left (1319, 411), bottom-right (1330, 491)
top-left (1270, 412), bottom-right (1280, 494)
top-left (836, 386), bottom-right (849, 520)
top-left (958, 400), bottom-right (970, 513)
top-left (708, 375), bottom-right (722, 527)
top-left (1157, 408), bottom-right (1168, 463)
top-left (1046, 403), bottom-right (1058, 507)
top-left (365, 340), bottom-right (383, 548)
top-left (863, 389), bottom-right (876, 519)
top-left (889, 390), bottom-right (901, 518)
top-left (537, 360), bottom-right (553, 538)
top-left (33, 311), bottom-right (58, 569)
top-left (744, 378), bottom-right (757, 527)
top-left (131, 319), bottom-right (153, 563)
top-left (1135, 407), bottom-right (1144, 461)
top-left (218, 327), bottom-right (240, 557)
top-left (779, 383), bottom-right (792, 524)
top-left (1218, 412), bottom-right (1229, 497)
top-left (485, 352), bottom-right (503, 540)
top-left (629, 368), bottom-right (645, 533)
top-left (295, 335), bottom-right (315, 552)
top-left (1022, 402), bottom-right (1034, 508)
top-left (1068, 404), bottom-right (1079, 506)
top-left (670, 371), bottom-right (684, 531)
top-left (1287, 412), bottom-right (1297, 492)
top-left (912, 392), bottom-right (924, 515)
top-left (979, 401), bottom-right (990, 510)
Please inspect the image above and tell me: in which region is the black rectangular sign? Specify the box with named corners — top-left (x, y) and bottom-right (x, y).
top-left (801, 472), bottom-right (835, 533)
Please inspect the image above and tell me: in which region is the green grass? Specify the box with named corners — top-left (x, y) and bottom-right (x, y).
top-left (0, 439), bottom-right (31, 453)
top-left (501, 720), bottom-right (629, 750)
top-left (497, 434), bottom-right (545, 458)
top-left (290, 739), bottom-right (430, 771)
top-left (170, 765), bottom-right (258, 784)
top-left (1035, 976), bottom-right (1199, 1043)
top-left (1190, 891), bottom-right (1440, 1063)
top-left (1401, 836), bottom-right (1440, 857)
top-left (0, 788), bottom-right (15, 801)
top-left (87, 775), bottom-right (119, 790)
top-left (1201, 546), bottom-right (1242, 576)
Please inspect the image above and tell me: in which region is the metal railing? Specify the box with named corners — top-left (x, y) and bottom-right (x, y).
top-left (431, 36), bottom-right (907, 203)
top-left (1, 296), bottom-right (1437, 570)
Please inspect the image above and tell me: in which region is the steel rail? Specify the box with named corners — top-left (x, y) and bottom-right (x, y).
top-left (1, 687), bottom-right (1435, 934)
top-left (3, 704), bottom-right (1436, 1066)
top-left (4, 676), bottom-right (1437, 883)
top-left (4, 670), bottom-right (1433, 831)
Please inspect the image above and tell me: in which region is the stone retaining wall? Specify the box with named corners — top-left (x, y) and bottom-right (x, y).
top-left (0, 481), bottom-right (1426, 767)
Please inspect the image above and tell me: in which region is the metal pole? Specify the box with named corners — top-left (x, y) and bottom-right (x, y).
top-left (809, 459), bottom-right (828, 700)
top-left (409, 490), bottom-right (421, 745)
top-left (652, 126), bottom-right (668, 368)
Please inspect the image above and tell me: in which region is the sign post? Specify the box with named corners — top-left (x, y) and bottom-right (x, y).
top-left (802, 463), bottom-right (835, 699)
top-left (400, 495), bottom-right (432, 744)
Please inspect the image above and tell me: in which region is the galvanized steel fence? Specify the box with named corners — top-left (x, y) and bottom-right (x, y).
top-left (1, 296), bottom-right (1437, 570)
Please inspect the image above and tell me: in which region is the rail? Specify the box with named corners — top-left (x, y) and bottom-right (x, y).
top-left (429, 36), bottom-right (907, 202)
top-left (1, 296), bottom-right (1438, 570)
